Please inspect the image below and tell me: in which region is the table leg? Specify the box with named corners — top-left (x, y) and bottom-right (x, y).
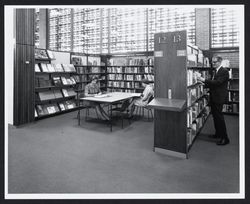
top-left (110, 104), bottom-right (112, 132)
top-left (78, 108), bottom-right (80, 125)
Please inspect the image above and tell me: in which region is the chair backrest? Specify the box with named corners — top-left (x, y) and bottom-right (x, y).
top-left (147, 95), bottom-right (154, 104)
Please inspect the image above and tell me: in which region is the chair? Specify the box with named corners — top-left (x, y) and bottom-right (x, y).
top-left (110, 99), bottom-right (131, 128)
top-left (77, 92), bottom-right (100, 122)
top-left (134, 95), bottom-right (154, 121)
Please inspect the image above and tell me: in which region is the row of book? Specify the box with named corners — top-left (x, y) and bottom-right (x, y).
top-left (187, 98), bottom-right (208, 128)
top-left (106, 88), bottom-right (137, 93)
top-left (228, 92), bottom-right (239, 102)
top-left (107, 66), bottom-right (153, 73)
top-left (77, 66), bottom-right (105, 74)
top-left (228, 81), bottom-right (239, 90)
top-left (187, 86), bottom-right (208, 107)
top-left (35, 100), bottom-right (77, 117)
top-left (71, 55), bottom-right (101, 66)
top-left (187, 70), bottom-right (209, 86)
top-left (223, 104), bottom-right (239, 113)
top-left (187, 106), bottom-right (210, 146)
top-left (228, 69), bottom-right (239, 79)
top-left (35, 49), bottom-right (55, 60)
top-left (37, 89), bottom-right (76, 101)
top-left (187, 53), bottom-right (210, 68)
top-left (108, 57), bottom-right (154, 66)
top-left (35, 75), bottom-right (80, 88)
top-left (35, 63), bottom-right (76, 73)
top-left (107, 81), bottom-right (142, 89)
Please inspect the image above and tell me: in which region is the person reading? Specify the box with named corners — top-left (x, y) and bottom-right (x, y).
top-left (84, 76), bottom-right (110, 121)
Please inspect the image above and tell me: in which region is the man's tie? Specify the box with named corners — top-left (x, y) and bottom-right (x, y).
top-left (212, 70), bottom-right (216, 80)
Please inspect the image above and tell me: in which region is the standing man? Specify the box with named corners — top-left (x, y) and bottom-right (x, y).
top-left (197, 56), bottom-right (230, 145)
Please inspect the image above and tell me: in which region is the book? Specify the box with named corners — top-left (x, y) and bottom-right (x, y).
top-left (35, 64), bottom-right (41, 72)
top-left (53, 90), bottom-right (63, 98)
top-left (47, 64), bottom-right (55, 72)
top-left (62, 64), bottom-right (71, 72)
top-left (52, 77), bottom-right (62, 86)
top-left (47, 50), bottom-right (55, 60)
top-left (40, 63), bottom-right (49, 72)
top-left (34, 109), bottom-right (38, 117)
top-left (36, 105), bottom-right (47, 116)
top-left (62, 89), bottom-right (69, 97)
top-left (61, 77), bottom-right (68, 85)
top-left (53, 64), bottom-right (64, 72)
top-left (35, 49), bottom-right (49, 59)
top-left (68, 64), bottom-right (76, 72)
top-left (70, 76), bottom-right (76, 84)
top-left (59, 103), bottom-right (66, 111)
top-left (39, 91), bottom-right (55, 101)
top-left (47, 106), bottom-right (56, 114)
top-left (67, 88), bottom-right (76, 97)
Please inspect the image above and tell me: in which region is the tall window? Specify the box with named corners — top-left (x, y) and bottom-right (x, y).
top-left (48, 9), bottom-right (72, 51)
top-left (211, 8), bottom-right (240, 48)
top-left (148, 8), bottom-right (195, 51)
top-left (35, 8), bottom-right (40, 48)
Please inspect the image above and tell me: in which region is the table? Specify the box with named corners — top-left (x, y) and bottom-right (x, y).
top-left (79, 92), bottom-right (141, 131)
top-left (147, 98), bottom-right (186, 112)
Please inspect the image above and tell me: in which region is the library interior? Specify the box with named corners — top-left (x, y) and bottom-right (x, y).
top-left (5, 6), bottom-right (243, 197)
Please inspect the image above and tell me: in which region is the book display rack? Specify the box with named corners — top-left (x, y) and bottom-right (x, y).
top-left (34, 48), bottom-right (78, 119)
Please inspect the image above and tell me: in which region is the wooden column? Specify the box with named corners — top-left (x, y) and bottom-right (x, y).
top-left (14, 9), bottom-right (35, 125)
top-left (153, 31), bottom-right (187, 156)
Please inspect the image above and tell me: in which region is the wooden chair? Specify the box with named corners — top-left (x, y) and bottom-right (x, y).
top-left (134, 95), bottom-right (154, 121)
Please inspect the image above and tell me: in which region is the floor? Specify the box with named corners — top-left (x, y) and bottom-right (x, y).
top-left (8, 110), bottom-right (239, 194)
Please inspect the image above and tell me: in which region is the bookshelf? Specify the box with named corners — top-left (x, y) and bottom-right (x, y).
top-left (148, 30), bottom-right (211, 158)
top-left (34, 49), bottom-right (78, 119)
top-left (106, 55), bottom-right (154, 93)
top-left (223, 67), bottom-right (239, 115)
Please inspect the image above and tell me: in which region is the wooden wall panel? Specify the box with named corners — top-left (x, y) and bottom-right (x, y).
top-left (15, 9), bottom-right (35, 46)
top-left (14, 44), bottom-right (35, 125)
top-left (154, 31), bottom-right (187, 100)
top-left (154, 110), bottom-right (187, 153)
top-left (14, 8), bottom-right (35, 125)
top-left (153, 31), bottom-right (188, 155)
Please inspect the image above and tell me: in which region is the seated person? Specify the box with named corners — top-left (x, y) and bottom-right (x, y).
top-left (84, 76), bottom-right (110, 120)
top-left (127, 79), bottom-right (154, 116)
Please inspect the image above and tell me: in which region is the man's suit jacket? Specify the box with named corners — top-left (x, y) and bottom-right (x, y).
top-left (204, 67), bottom-right (229, 104)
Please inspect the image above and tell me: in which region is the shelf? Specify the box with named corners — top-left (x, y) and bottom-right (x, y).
top-left (36, 72), bottom-right (77, 74)
top-left (148, 98), bottom-right (186, 112)
top-left (74, 65), bottom-right (106, 67)
top-left (187, 114), bottom-right (210, 151)
top-left (35, 107), bottom-right (79, 120)
top-left (187, 94), bottom-right (207, 109)
top-left (107, 72), bottom-right (154, 75)
top-left (222, 111), bottom-right (239, 115)
top-left (35, 85), bottom-right (76, 91)
top-left (77, 72), bottom-right (106, 75)
top-left (35, 96), bottom-right (76, 104)
top-left (187, 82), bottom-right (203, 89)
top-left (35, 58), bottom-right (50, 61)
top-left (228, 89), bottom-right (239, 92)
top-left (187, 66), bottom-right (212, 70)
top-left (107, 65), bottom-right (154, 67)
top-left (227, 101), bottom-right (239, 104)
top-left (229, 78), bottom-right (239, 80)
top-left (107, 79), bottom-right (145, 82)
top-left (107, 87), bottom-right (143, 90)
top-left (192, 106), bottom-right (208, 123)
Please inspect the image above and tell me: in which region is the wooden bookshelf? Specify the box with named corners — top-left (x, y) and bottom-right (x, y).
top-left (223, 67), bottom-right (239, 115)
top-left (149, 30), bottom-right (211, 158)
